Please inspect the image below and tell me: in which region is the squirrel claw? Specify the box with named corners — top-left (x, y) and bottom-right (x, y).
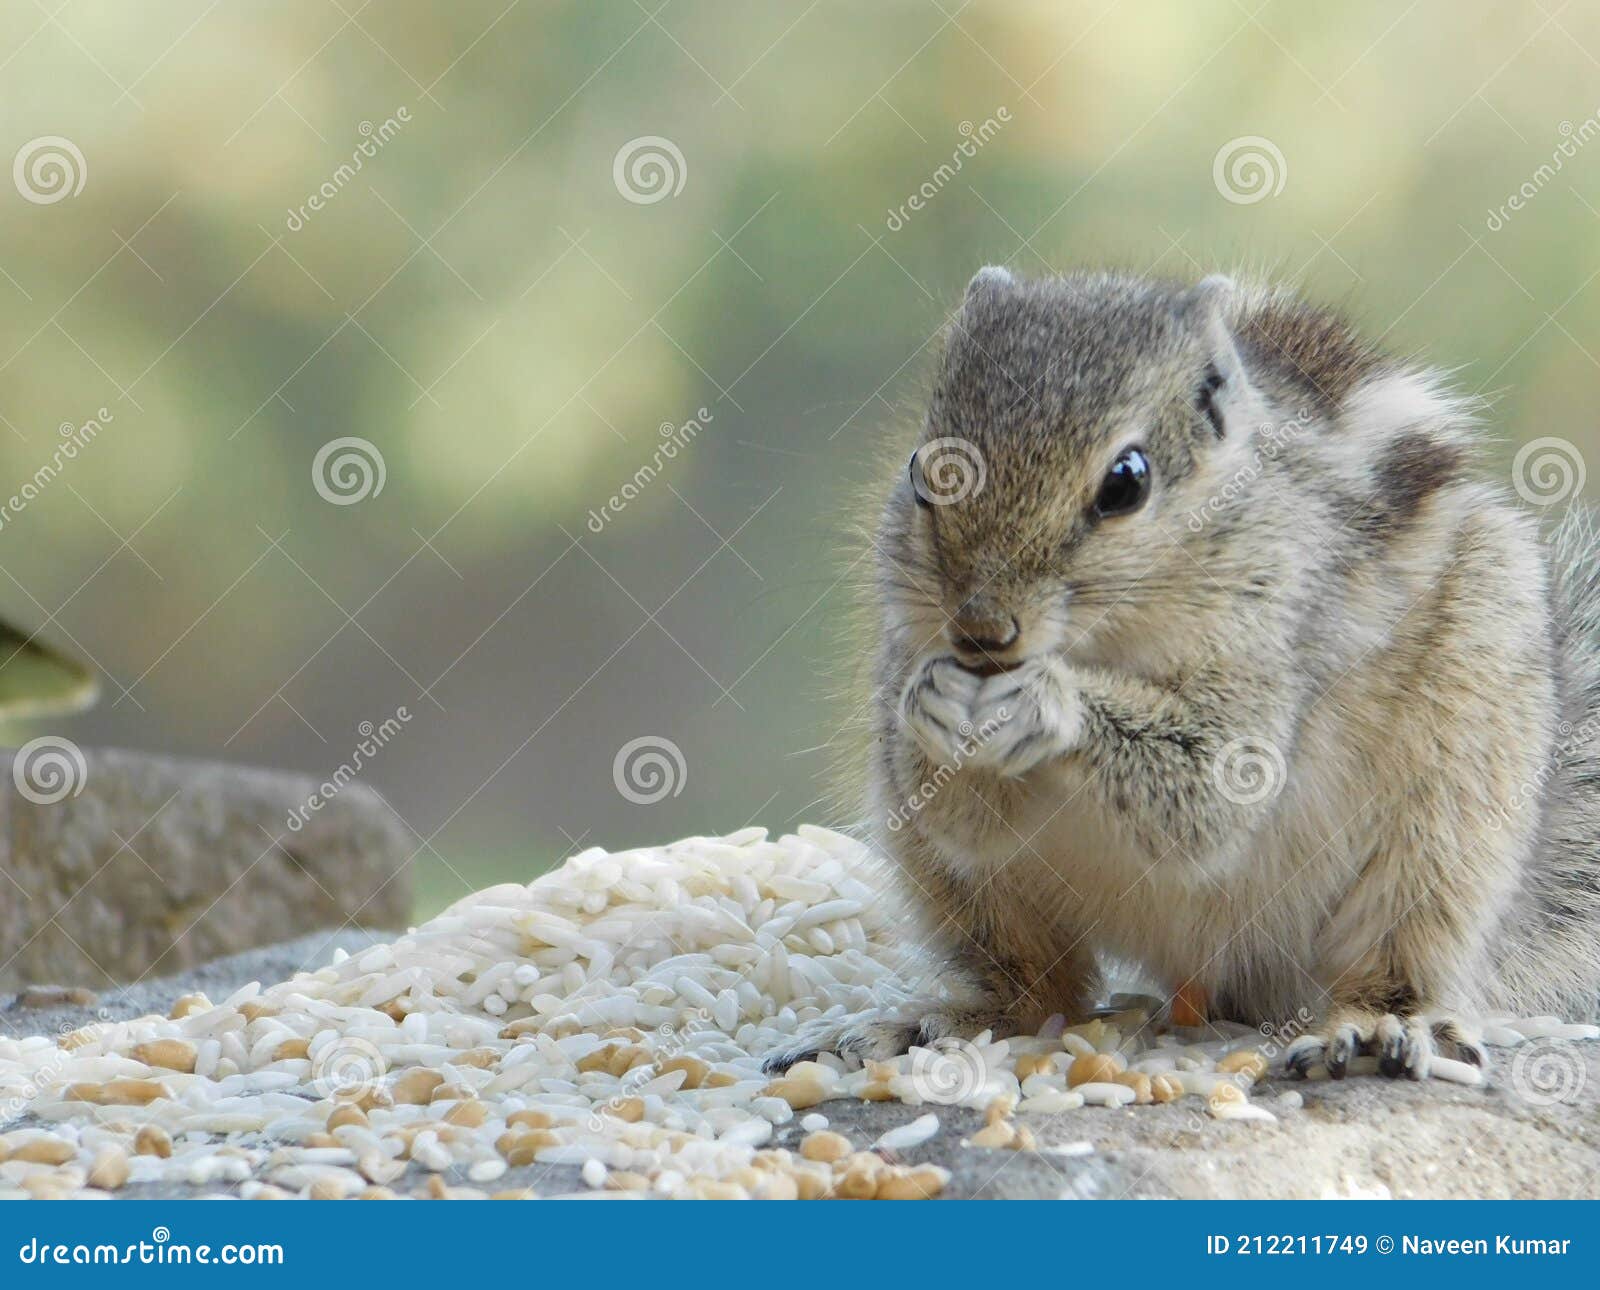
top-left (1285, 1009), bottom-right (1487, 1081)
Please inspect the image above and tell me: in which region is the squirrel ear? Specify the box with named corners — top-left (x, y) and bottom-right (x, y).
top-left (1180, 275), bottom-right (1254, 440)
top-left (965, 264), bottom-right (1015, 300)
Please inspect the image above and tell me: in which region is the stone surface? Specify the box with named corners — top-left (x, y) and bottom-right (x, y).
top-left (6, 936), bottom-right (1596, 1200)
top-left (0, 747), bottom-right (411, 991)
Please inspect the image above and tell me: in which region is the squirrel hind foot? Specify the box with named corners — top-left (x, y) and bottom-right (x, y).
top-left (1285, 1009), bottom-right (1487, 1081)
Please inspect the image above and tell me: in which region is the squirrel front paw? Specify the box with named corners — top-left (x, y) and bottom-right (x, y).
top-left (899, 655), bottom-right (983, 763)
top-left (1285, 1005), bottom-right (1487, 1080)
top-left (962, 656), bottom-right (1084, 777)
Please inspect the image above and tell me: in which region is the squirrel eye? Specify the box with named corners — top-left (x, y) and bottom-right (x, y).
top-left (1093, 447), bottom-right (1151, 518)
top-left (908, 452), bottom-right (931, 509)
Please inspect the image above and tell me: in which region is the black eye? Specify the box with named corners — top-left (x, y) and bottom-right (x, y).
top-left (908, 452), bottom-right (931, 508)
top-left (1094, 447), bottom-right (1150, 518)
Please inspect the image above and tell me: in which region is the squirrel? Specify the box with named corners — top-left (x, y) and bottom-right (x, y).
top-left (769, 265), bottom-right (1600, 1080)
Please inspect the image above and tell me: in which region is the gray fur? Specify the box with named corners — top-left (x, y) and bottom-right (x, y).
top-left (771, 268), bottom-right (1600, 1079)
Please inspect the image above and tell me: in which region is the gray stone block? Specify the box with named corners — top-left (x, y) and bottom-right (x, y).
top-left (0, 746), bottom-right (411, 991)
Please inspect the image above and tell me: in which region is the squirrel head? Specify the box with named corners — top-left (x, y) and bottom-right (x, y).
top-left (884, 267), bottom-right (1315, 669)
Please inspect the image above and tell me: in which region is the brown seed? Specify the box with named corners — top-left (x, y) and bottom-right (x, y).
top-left (490, 1188), bottom-right (538, 1200)
top-left (390, 1069), bottom-right (445, 1105)
top-left (69, 1078), bottom-right (169, 1106)
top-left (426, 1175), bottom-right (450, 1200)
top-left (762, 1076), bottom-right (826, 1110)
top-left (131, 1039), bottom-right (198, 1073)
top-left (496, 1017), bottom-right (540, 1043)
top-left (309, 1179), bottom-right (343, 1200)
top-left (703, 1070), bottom-right (739, 1088)
top-left (983, 1095), bottom-right (1015, 1127)
top-left (859, 1081), bottom-right (895, 1101)
top-left (499, 1018), bottom-right (541, 1039)
top-left (657, 1055), bottom-right (711, 1089)
top-left (505, 1109), bottom-right (553, 1131)
top-left (615, 1045), bottom-right (652, 1076)
top-left (606, 1097), bottom-right (645, 1123)
top-left (1012, 1125), bottom-right (1039, 1152)
top-left (1013, 1053), bottom-right (1056, 1080)
top-left (575, 1044), bottom-right (619, 1074)
top-left (798, 1130), bottom-right (851, 1164)
top-left (11, 1137), bottom-right (76, 1165)
top-left (428, 1082), bottom-right (473, 1103)
top-left (17, 984), bottom-right (98, 1009)
top-left (1216, 1049), bottom-right (1269, 1082)
top-left (1151, 1073), bottom-right (1183, 1103)
top-left (304, 1133), bottom-right (339, 1149)
top-left (1208, 1082), bottom-right (1246, 1109)
top-left (602, 1026), bottom-right (647, 1042)
top-left (1115, 1071), bottom-right (1154, 1104)
top-left (326, 1104), bottom-right (369, 1131)
top-left (135, 1125), bottom-right (173, 1158)
top-left (357, 1186), bottom-right (398, 1200)
top-left (58, 1028), bottom-right (98, 1052)
top-left (1067, 1053), bottom-right (1124, 1087)
top-left (497, 1129), bottom-right (559, 1166)
top-left (273, 1037), bottom-right (311, 1061)
top-left (239, 1001), bottom-right (279, 1024)
top-left (168, 992), bottom-right (211, 1020)
top-left (875, 1167), bottom-right (940, 1199)
top-left (453, 1047), bottom-right (499, 1070)
top-left (833, 1165), bottom-right (877, 1200)
top-left (793, 1165), bottom-right (832, 1200)
top-left (605, 1170), bottom-right (651, 1191)
top-left (1172, 981), bottom-right (1208, 1027)
top-left (443, 1100), bottom-right (487, 1127)
top-left (968, 1120), bottom-right (1016, 1149)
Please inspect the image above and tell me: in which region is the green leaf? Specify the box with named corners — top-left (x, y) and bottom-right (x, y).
top-left (0, 620), bottom-right (98, 719)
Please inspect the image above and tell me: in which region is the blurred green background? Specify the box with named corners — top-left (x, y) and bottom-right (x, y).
top-left (2, 1), bottom-right (1597, 918)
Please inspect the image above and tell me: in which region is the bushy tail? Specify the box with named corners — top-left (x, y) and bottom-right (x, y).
top-left (1499, 506), bottom-right (1600, 1020)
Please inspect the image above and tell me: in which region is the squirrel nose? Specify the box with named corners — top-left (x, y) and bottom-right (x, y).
top-left (951, 606), bottom-right (1021, 656)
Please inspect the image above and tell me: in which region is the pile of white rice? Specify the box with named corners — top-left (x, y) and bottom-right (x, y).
top-left (0, 826), bottom-right (1594, 1200)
